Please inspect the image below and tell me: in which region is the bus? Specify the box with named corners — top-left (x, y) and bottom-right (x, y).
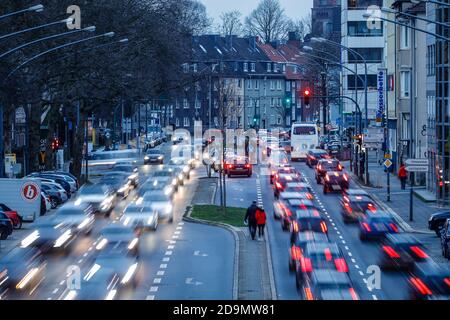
top-left (290, 123), bottom-right (319, 161)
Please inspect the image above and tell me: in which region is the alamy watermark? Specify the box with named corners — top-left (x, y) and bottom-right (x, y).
top-left (66, 5), bottom-right (81, 30)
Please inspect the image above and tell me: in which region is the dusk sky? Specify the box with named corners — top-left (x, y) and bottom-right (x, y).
top-left (199, 0), bottom-right (313, 26)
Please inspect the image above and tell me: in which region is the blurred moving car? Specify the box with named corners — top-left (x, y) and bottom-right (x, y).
top-left (112, 164), bottom-right (139, 187)
top-left (0, 212), bottom-right (13, 240)
top-left (429, 211), bottom-right (450, 236)
top-left (138, 178), bottom-right (175, 199)
top-left (342, 188), bottom-right (372, 199)
top-left (52, 203), bottom-right (95, 236)
top-left (121, 203), bottom-right (158, 231)
top-left (96, 224), bottom-right (140, 257)
top-left (0, 247), bottom-right (46, 298)
top-left (290, 208), bottom-right (328, 238)
top-left (100, 172), bottom-right (133, 199)
top-left (283, 182), bottom-right (314, 200)
top-left (21, 220), bottom-right (76, 253)
top-left (323, 171), bottom-right (349, 194)
top-left (289, 231), bottom-right (330, 271)
top-left (223, 156), bottom-right (252, 178)
top-left (299, 270), bottom-right (359, 300)
top-left (75, 184), bottom-right (116, 215)
top-left (270, 165), bottom-right (299, 184)
top-left (139, 191), bottom-right (173, 223)
top-left (151, 168), bottom-right (179, 190)
top-left (273, 174), bottom-right (303, 198)
top-left (359, 210), bottom-right (400, 241)
top-left (144, 149), bottom-right (164, 165)
top-left (407, 261), bottom-right (450, 300)
top-left (0, 203), bottom-right (22, 229)
top-left (306, 149), bottom-right (330, 167)
top-left (315, 159), bottom-right (343, 184)
top-left (379, 234), bottom-right (431, 270)
top-left (340, 195), bottom-right (376, 223)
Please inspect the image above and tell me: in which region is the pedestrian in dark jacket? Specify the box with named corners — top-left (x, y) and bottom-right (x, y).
top-left (255, 207), bottom-right (267, 240)
top-left (245, 200), bottom-right (258, 240)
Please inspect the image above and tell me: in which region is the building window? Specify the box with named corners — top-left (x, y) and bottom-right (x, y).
top-left (270, 81), bottom-right (275, 90)
top-left (234, 62), bottom-right (238, 72)
top-left (214, 99), bottom-right (218, 109)
top-left (400, 71), bottom-right (411, 98)
top-left (182, 63), bottom-right (189, 73)
top-left (347, 75), bottom-right (378, 90)
top-left (282, 64), bottom-right (286, 73)
top-left (247, 80), bottom-right (252, 90)
top-left (274, 63), bottom-right (279, 73)
top-left (348, 0), bottom-right (382, 9)
top-left (400, 25), bottom-right (409, 49)
top-left (175, 118), bottom-right (180, 127)
top-left (277, 116), bottom-right (282, 125)
top-left (183, 117), bottom-right (190, 127)
top-left (348, 48), bottom-right (383, 63)
top-left (195, 99), bottom-right (200, 109)
top-left (347, 21), bottom-right (383, 37)
top-left (244, 62), bottom-right (248, 72)
top-left (277, 80), bottom-right (282, 90)
top-left (193, 63), bottom-right (198, 73)
top-left (267, 63), bottom-right (272, 72)
top-left (255, 79), bottom-right (259, 89)
top-left (175, 100), bottom-right (180, 109)
top-left (238, 79), bottom-right (242, 88)
top-left (196, 82), bottom-right (201, 91)
top-left (251, 63), bottom-right (256, 72)
top-left (427, 44), bottom-right (436, 76)
top-left (271, 98), bottom-right (275, 107)
top-left (183, 98), bottom-right (189, 108)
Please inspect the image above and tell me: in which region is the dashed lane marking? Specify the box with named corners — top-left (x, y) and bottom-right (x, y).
top-left (149, 287), bottom-right (158, 292)
top-left (372, 295), bottom-right (378, 300)
top-left (160, 264), bottom-right (167, 269)
top-left (157, 271), bottom-right (165, 276)
top-left (355, 265), bottom-right (360, 269)
top-left (153, 278), bottom-right (162, 284)
top-left (168, 245), bottom-right (175, 250)
top-left (163, 257), bottom-right (170, 262)
top-left (165, 251), bottom-right (173, 256)
top-left (359, 271), bottom-right (364, 276)
top-left (146, 295), bottom-right (155, 300)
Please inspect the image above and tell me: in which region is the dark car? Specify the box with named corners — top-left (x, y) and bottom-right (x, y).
top-left (31, 174), bottom-right (72, 197)
top-left (21, 220), bottom-right (76, 253)
top-left (290, 208), bottom-right (328, 240)
top-left (0, 247), bottom-right (46, 298)
top-left (428, 211), bottom-right (450, 236)
top-left (0, 203), bottom-right (22, 229)
top-left (315, 159), bottom-right (343, 184)
top-left (144, 149), bottom-right (164, 164)
top-left (0, 212), bottom-right (13, 240)
top-left (273, 195), bottom-right (317, 230)
top-left (100, 172), bottom-right (133, 199)
top-left (284, 182), bottom-right (314, 200)
top-left (323, 171), bottom-right (350, 194)
top-left (342, 188), bottom-right (372, 199)
top-left (306, 149), bottom-right (330, 167)
top-left (270, 165), bottom-right (298, 184)
top-left (289, 231), bottom-right (330, 271)
top-left (380, 233), bottom-right (431, 270)
top-left (359, 210), bottom-right (400, 241)
top-left (40, 184), bottom-right (63, 208)
top-left (224, 156), bottom-right (252, 177)
top-left (407, 261), bottom-right (450, 300)
top-left (299, 269), bottom-right (359, 300)
top-left (295, 242), bottom-right (349, 287)
top-left (440, 218), bottom-right (450, 259)
top-left (340, 195), bottom-right (376, 223)
top-left (273, 173), bottom-right (303, 198)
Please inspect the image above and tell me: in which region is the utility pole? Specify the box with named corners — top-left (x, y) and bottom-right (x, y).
top-left (321, 68), bottom-right (328, 136)
top-left (409, 19), bottom-right (416, 222)
top-left (84, 117), bottom-right (88, 183)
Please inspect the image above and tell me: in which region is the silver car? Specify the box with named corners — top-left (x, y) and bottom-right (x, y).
top-left (121, 204), bottom-right (158, 231)
top-left (139, 191), bottom-right (173, 223)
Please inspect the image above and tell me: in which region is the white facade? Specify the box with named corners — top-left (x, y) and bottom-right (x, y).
top-left (341, 0), bottom-right (385, 123)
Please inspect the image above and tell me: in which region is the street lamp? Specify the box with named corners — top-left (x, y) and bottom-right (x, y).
top-left (0, 25), bottom-right (96, 59)
top-left (0, 4), bottom-right (44, 20)
top-left (0, 18), bottom-right (73, 41)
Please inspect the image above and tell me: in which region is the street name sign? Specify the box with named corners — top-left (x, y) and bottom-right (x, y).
top-left (406, 166), bottom-right (428, 172)
top-left (405, 159), bottom-right (429, 166)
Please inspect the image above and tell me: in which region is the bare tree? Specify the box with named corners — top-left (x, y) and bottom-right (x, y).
top-left (289, 14), bottom-right (312, 41)
top-left (217, 11), bottom-right (244, 36)
top-left (244, 0), bottom-right (292, 43)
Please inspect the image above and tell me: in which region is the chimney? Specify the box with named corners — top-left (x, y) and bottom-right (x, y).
top-left (270, 40), bottom-right (280, 49)
top-left (287, 31), bottom-right (301, 48)
top-left (248, 36), bottom-right (256, 50)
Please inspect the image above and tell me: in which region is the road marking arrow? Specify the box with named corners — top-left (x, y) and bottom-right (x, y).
top-left (194, 250), bottom-right (208, 257)
top-left (185, 278), bottom-right (203, 286)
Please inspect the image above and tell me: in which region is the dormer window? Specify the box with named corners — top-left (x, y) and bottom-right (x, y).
top-left (282, 64), bottom-right (286, 73)
top-left (234, 62), bottom-right (238, 72)
top-left (267, 63), bottom-right (272, 72)
top-left (273, 63), bottom-right (279, 73)
top-left (244, 62), bottom-right (248, 72)
top-left (193, 63), bottom-right (198, 73)
top-left (183, 63), bottom-right (189, 73)
top-left (251, 63), bottom-right (256, 72)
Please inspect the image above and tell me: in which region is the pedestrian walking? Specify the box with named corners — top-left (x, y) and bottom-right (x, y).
top-left (68, 158), bottom-right (74, 174)
top-left (244, 200), bottom-right (258, 240)
top-left (398, 162), bottom-right (408, 190)
top-left (255, 207), bottom-right (267, 240)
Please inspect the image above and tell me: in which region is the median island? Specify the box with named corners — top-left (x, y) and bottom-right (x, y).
top-left (190, 205), bottom-right (247, 227)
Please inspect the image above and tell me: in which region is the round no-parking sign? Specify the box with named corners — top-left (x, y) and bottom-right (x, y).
top-left (21, 182), bottom-right (39, 202)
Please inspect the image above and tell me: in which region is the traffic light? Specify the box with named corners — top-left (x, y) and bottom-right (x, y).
top-left (283, 93), bottom-right (292, 107)
top-left (303, 88), bottom-right (311, 106)
top-left (51, 137), bottom-right (60, 152)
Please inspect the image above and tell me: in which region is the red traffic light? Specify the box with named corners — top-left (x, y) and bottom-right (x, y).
top-left (304, 89), bottom-right (311, 96)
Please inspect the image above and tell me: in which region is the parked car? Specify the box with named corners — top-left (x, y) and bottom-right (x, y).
top-left (0, 203), bottom-right (22, 229)
top-left (0, 212), bottom-right (13, 240)
top-left (440, 218), bottom-right (450, 259)
top-left (429, 211), bottom-right (450, 236)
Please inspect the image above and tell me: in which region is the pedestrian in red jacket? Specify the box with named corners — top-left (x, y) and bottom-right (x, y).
top-left (398, 163), bottom-right (408, 190)
top-left (255, 208), bottom-right (267, 240)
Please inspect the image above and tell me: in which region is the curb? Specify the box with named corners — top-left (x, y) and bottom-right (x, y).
top-left (183, 206), bottom-right (239, 300)
top-left (264, 228), bottom-right (277, 300)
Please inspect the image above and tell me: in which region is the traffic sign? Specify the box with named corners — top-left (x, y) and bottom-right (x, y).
top-left (406, 166), bottom-right (428, 173)
top-left (405, 159), bottom-right (429, 166)
top-left (21, 182), bottom-right (39, 202)
top-left (363, 128), bottom-right (384, 143)
top-left (384, 153), bottom-right (392, 159)
top-left (383, 159), bottom-right (392, 169)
